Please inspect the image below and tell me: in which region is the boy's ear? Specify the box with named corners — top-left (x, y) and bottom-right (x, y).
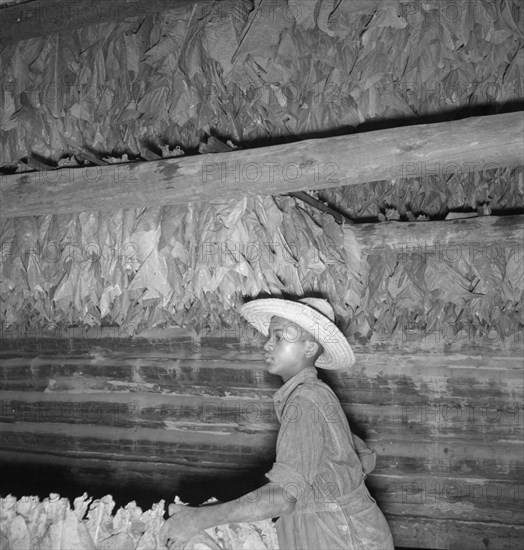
top-left (304, 340), bottom-right (320, 358)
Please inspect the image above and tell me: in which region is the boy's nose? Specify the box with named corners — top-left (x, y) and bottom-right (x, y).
top-left (263, 338), bottom-right (273, 351)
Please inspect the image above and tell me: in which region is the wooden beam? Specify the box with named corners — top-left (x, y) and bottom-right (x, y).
top-left (1, 113), bottom-right (522, 219)
top-left (0, 0), bottom-right (206, 44)
top-left (354, 213), bottom-right (524, 256)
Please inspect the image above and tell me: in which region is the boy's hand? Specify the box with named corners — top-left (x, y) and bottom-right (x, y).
top-left (160, 504), bottom-right (201, 549)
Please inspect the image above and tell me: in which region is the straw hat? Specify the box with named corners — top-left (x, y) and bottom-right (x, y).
top-left (239, 297), bottom-right (355, 370)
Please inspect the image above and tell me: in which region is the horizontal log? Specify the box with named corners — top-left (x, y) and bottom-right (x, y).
top-left (0, 443), bottom-right (521, 527)
top-left (371, 438), bottom-right (523, 480)
top-left (354, 214), bottom-right (524, 255)
top-left (1, 421), bottom-right (521, 480)
top-left (1, 446), bottom-right (522, 513)
top-left (0, 334), bottom-right (278, 358)
top-left (2, 322), bottom-right (522, 360)
top-left (388, 515), bottom-right (524, 550)
top-left (1, 351), bottom-right (521, 403)
top-left (0, 422), bottom-right (277, 471)
top-left (1, 336), bottom-right (522, 358)
top-left (0, 342), bottom-right (266, 361)
top-left (366, 473), bottom-right (524, 525)
top-left (0, 392), bottom-right (521, 439)
top-left (0, 370), bottom-right (521, 405)
top-left (0, 392), bottom-right (277, 433)
top-left (1, 113), bottom-right (522, 218)
top-left (1, 347), bottom-right (521, 375)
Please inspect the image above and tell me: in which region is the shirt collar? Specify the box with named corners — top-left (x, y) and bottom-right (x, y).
top-left (273, 366), bottom-right (319, 419)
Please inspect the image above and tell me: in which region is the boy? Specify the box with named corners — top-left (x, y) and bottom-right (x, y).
top-left (161, 297), bottom-right (394, 549)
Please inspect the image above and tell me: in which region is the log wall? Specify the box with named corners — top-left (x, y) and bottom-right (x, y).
top-left (1, 335), bottom-right (522, 550)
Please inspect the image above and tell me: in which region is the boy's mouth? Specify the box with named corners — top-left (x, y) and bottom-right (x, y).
top-left (265, 354), bottom-right (273, 364)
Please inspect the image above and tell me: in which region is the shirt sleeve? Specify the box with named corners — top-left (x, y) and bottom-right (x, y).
top-left (265, 394), bottom-right (324, 499)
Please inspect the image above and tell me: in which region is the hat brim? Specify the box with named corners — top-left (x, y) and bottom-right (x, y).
top-left (239, 299), bottom-right (355, 370)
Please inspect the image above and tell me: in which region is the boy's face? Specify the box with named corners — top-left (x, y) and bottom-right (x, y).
top-left (263, 316), bottom-right (315, 381)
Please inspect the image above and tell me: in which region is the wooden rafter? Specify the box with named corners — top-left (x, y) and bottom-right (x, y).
top-left (0, 112), bottom-right (523, 219)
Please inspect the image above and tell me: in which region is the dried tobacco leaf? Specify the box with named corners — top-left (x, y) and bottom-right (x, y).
top-left (4, 515), bottom-right (30, 550)
top-left (98, 532), bottom-right (135, 550)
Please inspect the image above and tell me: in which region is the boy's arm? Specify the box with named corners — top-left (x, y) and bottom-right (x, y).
top-left (160, 482), bottom-right (295, 547)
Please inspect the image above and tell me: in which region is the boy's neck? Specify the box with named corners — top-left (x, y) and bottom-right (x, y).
top-left (280, 362), bottom-right (316, 383)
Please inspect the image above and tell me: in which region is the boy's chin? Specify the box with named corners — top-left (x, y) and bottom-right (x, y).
top-left (266, 363), bottom-right (283, 377)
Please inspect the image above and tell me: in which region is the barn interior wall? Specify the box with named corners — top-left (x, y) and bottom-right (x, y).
top-left (1, 332), bottom-right (522, 549)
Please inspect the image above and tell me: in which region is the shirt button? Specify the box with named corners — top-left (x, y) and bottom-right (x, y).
top-left (338, 525), bottom-right (348, 532)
